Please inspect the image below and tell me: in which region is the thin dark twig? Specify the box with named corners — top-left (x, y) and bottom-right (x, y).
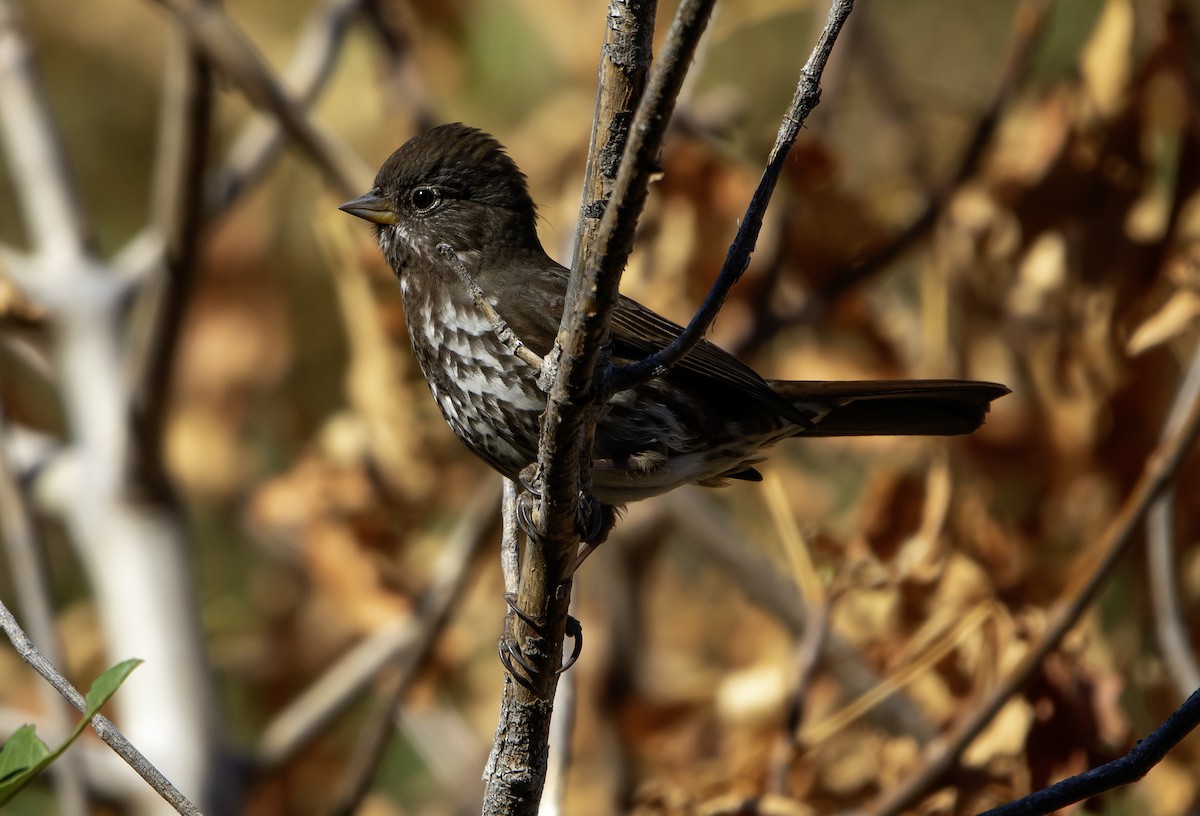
top-left (129, 13), bottom-right (214, 506)
top-left (0, 600), bottom-right (201, 816)
top-left (869, 369), bottom-right (1200, 816)
top-left (977, 688), bottom-right (1200, 816)
top-left (608, 0), bottom-right (855, 392)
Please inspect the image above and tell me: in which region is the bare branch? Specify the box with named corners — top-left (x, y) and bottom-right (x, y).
top-left (977, 688), bottom-right (1200, 816)
top-left (609, 0), bottom-right (854, 392)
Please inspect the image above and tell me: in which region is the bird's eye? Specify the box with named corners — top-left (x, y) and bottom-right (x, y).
top-left (409, 187), bottom-right (440, 213)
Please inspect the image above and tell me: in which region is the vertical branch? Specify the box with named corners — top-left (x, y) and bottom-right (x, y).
top-left (483, 1), bottom-right (717, 813)
top-left (571, 0), bottom-right (659, 269)
top-left (129, 11), bottom-right (214, 502)
top-left (0, 3), bottom-right (224, 812)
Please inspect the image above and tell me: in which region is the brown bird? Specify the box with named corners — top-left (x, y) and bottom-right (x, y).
top-left (341, 124), bottom-right (1008, 534)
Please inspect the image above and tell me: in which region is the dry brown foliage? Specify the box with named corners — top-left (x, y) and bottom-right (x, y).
top-left (1, 1), bottom-right (1199, 814)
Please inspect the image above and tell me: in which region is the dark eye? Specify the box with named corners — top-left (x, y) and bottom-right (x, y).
top-left (409, 187), bottom-right (440, 213)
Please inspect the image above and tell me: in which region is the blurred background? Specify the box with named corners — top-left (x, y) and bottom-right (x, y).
top-left (1, 0), bottom-right (1199, 814)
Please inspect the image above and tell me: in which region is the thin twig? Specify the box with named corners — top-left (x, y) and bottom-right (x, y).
top-left (0, 600), bottom-right (201, 815)
top-left (438, 244), bottom-right (547, 373)
top-left (977, 688), bottom-right (1200, 816)
top-left (868, 365), bottom-right (1200, 816)
top-left (609, 0), bottom-right (854, 393)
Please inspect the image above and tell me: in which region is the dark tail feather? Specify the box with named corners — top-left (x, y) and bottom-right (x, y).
top-left (769, 379), bottom-right (1010, 437)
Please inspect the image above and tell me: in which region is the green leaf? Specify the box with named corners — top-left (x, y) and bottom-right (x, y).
top-left (83, 659), bottom-right (142, 716)
top-left (0, 659), bottom-right (142, 805)
top-left (0, 726), bottom-right (50, 783)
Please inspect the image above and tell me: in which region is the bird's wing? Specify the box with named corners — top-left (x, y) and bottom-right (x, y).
top-left (609, 294), bottom-right (816, 423)
top-left (506, 260), bottom-right (813, 423)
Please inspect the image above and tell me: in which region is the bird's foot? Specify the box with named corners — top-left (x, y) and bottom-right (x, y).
top-left (497, 592), bottom-right (583, 690)
top-left (517, 464), bottom-right (615, 548)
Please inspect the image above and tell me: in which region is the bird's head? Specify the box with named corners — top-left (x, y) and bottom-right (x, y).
top-left (340, 123), bottom-right (542, 272)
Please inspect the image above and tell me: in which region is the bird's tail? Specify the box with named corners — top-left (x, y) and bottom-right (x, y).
top-left (769, 379), bottom-right (1010, 437)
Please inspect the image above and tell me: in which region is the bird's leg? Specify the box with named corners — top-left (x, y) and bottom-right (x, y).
top-left (496, 465), bottom-right (585, 683)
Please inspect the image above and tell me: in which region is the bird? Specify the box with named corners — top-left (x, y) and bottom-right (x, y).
top-left (340, 123), bottom-right (1008, 539)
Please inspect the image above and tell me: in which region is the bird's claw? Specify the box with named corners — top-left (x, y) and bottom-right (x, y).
top-left (498, 592), bottom-right (583, 685)
top-left (516, 465), bottom-right (612, 546)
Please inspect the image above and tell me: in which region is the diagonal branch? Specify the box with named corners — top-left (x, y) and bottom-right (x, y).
top-left (0, 600), bottom-right (201, 816)
top-left (0, 403), bottom-right (88, 814)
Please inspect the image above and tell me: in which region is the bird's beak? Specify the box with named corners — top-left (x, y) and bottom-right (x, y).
top-left (338, 191), bottom-right (398, 225)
